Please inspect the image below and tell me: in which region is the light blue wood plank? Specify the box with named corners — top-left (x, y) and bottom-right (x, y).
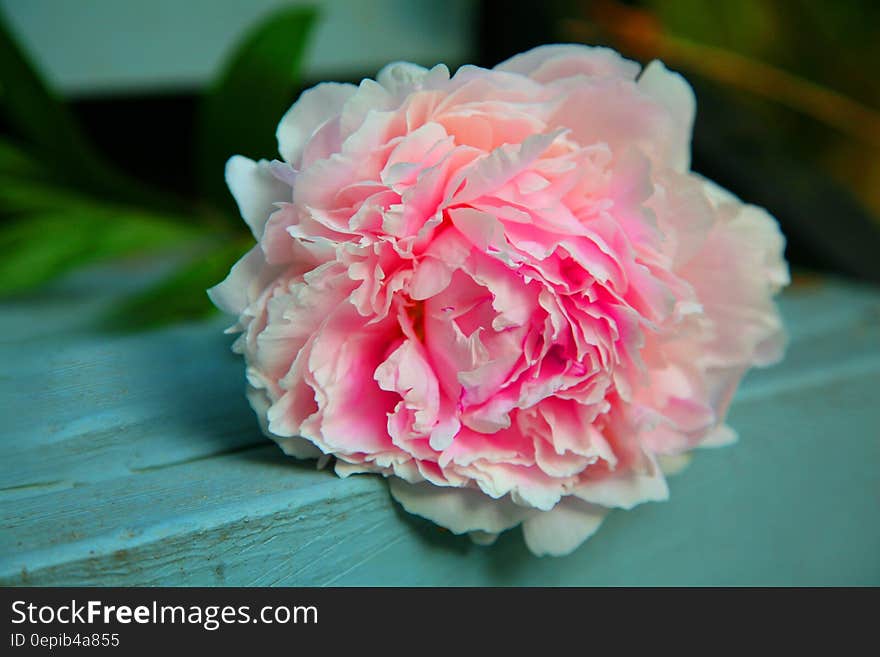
top-left (1, 266), bottom-right (878, 585)
top-left (4, 277), bottom-right (876, 496)
top-left (0, 259), bottom-right (261, 496)
top-left (0, 319), bottom-right (258, 494)
top-left (2, 367), bottom-right (877, 586)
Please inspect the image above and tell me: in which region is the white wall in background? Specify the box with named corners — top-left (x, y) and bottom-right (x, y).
top-left (1, 0), bottom-right (476, 96)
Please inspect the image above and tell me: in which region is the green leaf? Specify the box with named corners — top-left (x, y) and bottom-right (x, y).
top-left (0, 208), bottom-right (204, 295)
top-left (0, 12), bottom-right (104, 177)
top-left (105, 240), bottom-right (251, 330)
top-left (0, 137), bottom-right (48, 180)
top-left (0, 12), bottom-right (186, 211)
top-left (0, 12), bottom-right (125, 193)
top-left (198, 5), bottom-right (318, 208)
top-left (0, 139), bottom-right (52, 224)
top-left (0, 174), bottom-right (117, 217)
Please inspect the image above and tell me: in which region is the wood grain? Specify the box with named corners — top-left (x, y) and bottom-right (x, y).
top-left (1, 264), bottom-right (878, 585)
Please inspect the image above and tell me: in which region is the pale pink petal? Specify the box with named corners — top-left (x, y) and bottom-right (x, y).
top-left (575, 456), bottom-right (669, 509)
top-left (207, 245), bottom-right (279, 316)
top-left (277, 82), bottom-right (357, 165)
top-left (656, 452), bottom-right (692, 476)
top-left (448, 130), bottom-right (564, 204)
top-left (225, 156), bottom-right (292, 239)
top-left (213, 47), bottom-right (789, 556)
top-left (495, 44), bottom-right (640, 82)
top-left (699, 424), bottom-right (738, 448)
top-left (521, 498), bottom-right (607, 557)
top-left (377, 62), bottom-right (450, 96)
top-left (637, 60), bottom-right (696, 171)
top-left (388, 479), bottom-right (534, 535)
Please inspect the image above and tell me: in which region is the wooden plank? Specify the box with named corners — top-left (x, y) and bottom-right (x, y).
top-left (2, 367), bottom-right (877, 586)
top-left (3, 278), bottom-right (877, 496)
top-left (1, 269), bottom-right (878, 585)
top-left (0, 319), bottom-right (258, 494)
top-left (0, 259), bottom-right (261, 495)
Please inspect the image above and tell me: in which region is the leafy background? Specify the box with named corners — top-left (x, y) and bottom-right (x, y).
top-left (0, 5), bottom-right (317, 329)
top-left (1, 0), bottom-right (878, 331)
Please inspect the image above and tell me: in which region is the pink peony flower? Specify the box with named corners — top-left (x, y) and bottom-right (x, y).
top-left (209, 45), bottom-right (788, 556)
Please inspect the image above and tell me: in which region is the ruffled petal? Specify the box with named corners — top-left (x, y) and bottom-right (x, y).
top-left (277, 82), bottom-right (357, 165)
top-left (389, 479), bottom-right (534, 535)
top-left (207, 245), bottom-right (279, 316)
top-left (225, 155), bottom-right (292, 239)
top-left (213, 46), bottom-right (789, 556)
top-left (637, 60), bottom-right (696, 172)
top-left (495, 44), bottom-right (640, 82)
top-left (575, 456), bottom-right (669, 509)
top-left (521, 498), bottom-right (607, 557)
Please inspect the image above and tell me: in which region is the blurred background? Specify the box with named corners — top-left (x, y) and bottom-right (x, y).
top-left (2, 0), bottom-right (879, 328)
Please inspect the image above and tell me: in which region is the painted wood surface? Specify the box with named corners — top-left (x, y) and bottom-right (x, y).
top-left (1, 262), bottom-right (878, 585)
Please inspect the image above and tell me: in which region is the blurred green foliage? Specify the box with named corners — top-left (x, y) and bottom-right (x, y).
top-left (4, 0), bottom-right (879, 319)
top-left (563, 0), bottom-right (880, 223)
top-left (554, 0), bottom-right (880, 282)
top-left (0, 5), bottom-right (318, 329)
top-left (198, 7), bottom-right (317, 210)
top-left (647, 0), bottom-right (880, 216)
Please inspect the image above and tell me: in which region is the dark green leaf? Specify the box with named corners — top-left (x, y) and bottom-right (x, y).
top-left (198, 5), bottom-right (318, 208)
top-left (0, 12), bottom-right (106, 179)
top-left (0, 174), bottom-right (118, 217)
top-left (0, 12), bottom-right (186, 211)
top-left (0, 137), bottom-right (48, 180)
top-left (0, 209), bottom-right (204, 295)
top-left (105, 240), bottom-right (251, 330)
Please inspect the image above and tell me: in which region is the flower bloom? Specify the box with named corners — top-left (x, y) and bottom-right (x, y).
top-left (210, 45), bottom-right (788, 556)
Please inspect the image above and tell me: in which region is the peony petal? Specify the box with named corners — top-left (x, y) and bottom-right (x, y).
top-left (468, 530), bottom-right (499, 546)
top-left (207, 245), bottom-right (279, 316)
top-left (277, 82), bottom-right (357, 165)
top-left (389, 479), bottom-right (534, 535)
top-left (277, 436), bottom-right (324, 460)
top-left (375, 338), bottom-right (441, 437)
top-left (656, 452), bottom-right (693, 476)
top-left (495, 44), bottom-right (640, 82)
top-left (637, 60), bottom-right (696, 171)
top-left (410, 257), bottom-right (454, 300)
top-left (448, 130), bottom-right (564, 205)
top-left (574, 456), bottom-right (669, 509)
top-left (213, 49), bottom-right (789, 557)
top-left (699, 424), bottom-right (738, 448)
top-left (226, 156), bottom-right (292, 239)
top-left (335, 459), bottom-right (376, 478)
top-left (449, 207), bottom-right (506, 253)
top-left (521, 497), bottom-right (607, 557)
top-left (548, 77), bottom-right (675, 169)
top-left (377, 62), bottom-right (450, 96)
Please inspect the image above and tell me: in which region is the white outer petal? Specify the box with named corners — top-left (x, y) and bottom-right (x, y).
top-left (377, 62), bottom-right (450, 96)
top-left (468, 531), bottom-right (499, 546)
top-left (247, 384), bottom-right (323, 459)
top-left (226, 155), bottom-right (291, 239)
top-left (730, 204), bottom-right (791, 293)
top-left (494, 43), bottom-right (641, 81)
top-left (335, 460), bottom-right (376, 478)
top-left (388, 479), bottom-right (534, 535)
top-left (656, 452), bottom-right (693, 476)
top-left (699, 424), bottom-right (739, 448)
top-left (522, 498), bottom-right (607, 557)
top-left (276, 436), bottom-right (323, 460)
top-left (276, 82), bottom-right (357, 164)
top-left (207, 245), bottom-right (279, 316)
top-left (637, 60), bottom-right (696, 172)
top-left (573, 457), bottom-right (670, 509)
top-left (699, 175), bottom-right (741, 206)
